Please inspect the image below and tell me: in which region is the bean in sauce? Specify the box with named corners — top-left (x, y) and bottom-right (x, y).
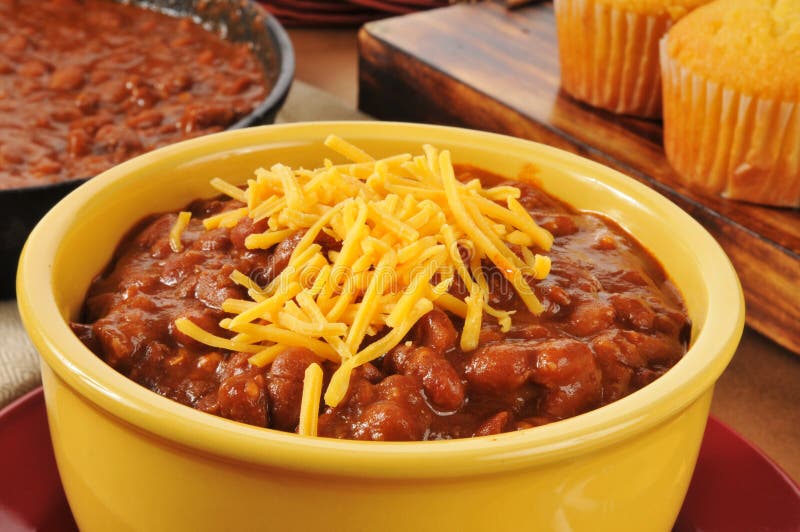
top-left (72, 165), bottom-right (691, 441)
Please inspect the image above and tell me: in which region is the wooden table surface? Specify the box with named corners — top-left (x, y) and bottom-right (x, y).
top-left (286, 24), bottom-right (800, 484)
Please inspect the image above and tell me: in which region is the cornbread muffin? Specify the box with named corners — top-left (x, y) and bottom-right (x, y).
top-left (661, 0), bottom-right (800, 206)
top-left (554, 0), bottom-right (710, 118)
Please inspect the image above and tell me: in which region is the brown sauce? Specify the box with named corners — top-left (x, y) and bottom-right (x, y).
top-left (0, 0), bottom-right (269, 189)
top-left (72, 165), bottom-right (690, 441)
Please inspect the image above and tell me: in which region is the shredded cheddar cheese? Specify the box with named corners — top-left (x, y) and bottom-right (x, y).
top-left (298, 363), bottom-right (323, 436)
top-left (175, 135), bottom-right (553, 429)
top-left (169, 211), bottom-right (192, 253)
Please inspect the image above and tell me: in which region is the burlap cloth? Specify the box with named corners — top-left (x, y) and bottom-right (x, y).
top-left (0, 81), bottom-right (367, 409)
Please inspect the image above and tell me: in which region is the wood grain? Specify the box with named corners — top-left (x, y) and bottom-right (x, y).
top-left (358, 1), bottom-right (800, 353)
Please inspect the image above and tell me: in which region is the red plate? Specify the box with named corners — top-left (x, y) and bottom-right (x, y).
top-left (1, 387), bottom-right (798, 531)
top-left (266, 0), bottom-right (369, 12)
top-left (344, 0), bottom-right (416, 14)
top-left (259, 4), bottom-right (383, 27)
top-left (0, 388), bottom-right (77, 532)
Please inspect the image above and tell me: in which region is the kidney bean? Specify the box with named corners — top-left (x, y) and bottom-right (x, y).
top-left (196, 49), bottom-right (215, 65)
top-left (218, 372), bottom-right (268, 427)
top-left (539, 214), bottom-right (578, 237)
top-left (229, 216), bottom-right (269, 250)
top-left (126, 80), bottom-right (159, 109)
top-left (156, 70), bottom-right (193, 96)
top-left (354, 401), bottom-right (420, 441)
top-left (66, 128), bottom-right (90, 157)
top-left (94, 123), bottom-right (142, 160)
top-left (126, 109), bottom-right (163, 128)
top-left (52, 107), bottom-right (81, 123)
top-left (217, 352), bottom-right (257, 381)
top-left (222, 76), bottom-right (252, 96)
top-left (512, 323), bottom-right (550, 339)
top-left (385, 345), bottom-right (464, 412)
top-left (180, 103), bottom-right (234, 133)
top-left (252, 231), bottom-right (303, 286)
top-left (413, 309), bottom-right (458, 353)
top-left (18, 60), bottom-right (48, 78)
top-left (70, 114), bottom-right (113, 137)
top-left (531, 339), bottom-right (602, 419)
top-left (539, 283), bottom-right (573, 318)
top-left (465, 342), bottom-right (533, 394)
top-left (564, 299), bottom-right (616, 337)
top-left (3, 34), bottom-right (28, 53)
top-left (0, 144), bottom-right (23, 165)
top-left (474, 411), bottom-right (511, 437)
top-left (29, 157), bottom-right (61, 177)
top-left (49, 65), bottom-right (86, 91)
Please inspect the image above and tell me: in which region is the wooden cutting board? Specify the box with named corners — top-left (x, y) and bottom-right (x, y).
top-left (358, 1), bottom-right (800, 354)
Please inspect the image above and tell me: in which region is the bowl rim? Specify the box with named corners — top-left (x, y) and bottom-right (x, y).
top-left (17, 121), bottom-right (745, 479)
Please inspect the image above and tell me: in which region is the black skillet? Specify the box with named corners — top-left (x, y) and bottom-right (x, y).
top-left (1, 0), bottom-right (295, 298)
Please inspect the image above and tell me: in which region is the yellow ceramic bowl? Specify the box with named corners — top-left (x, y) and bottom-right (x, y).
top-left (17, 122), bottom-right (744, 532)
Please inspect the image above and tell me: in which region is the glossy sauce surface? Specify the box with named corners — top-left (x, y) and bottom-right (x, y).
top-left (72, 165), bottom-right (690, 441)
top-left (0, 0), bottom-right (268, 189)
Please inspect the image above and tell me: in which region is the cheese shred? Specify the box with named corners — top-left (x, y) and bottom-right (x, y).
top-left (176, 136), bottom-right (553, 409)
top-left (298, 363), bottom-right (323, 437)
top-left (169, 211), bottom-right (192, 253)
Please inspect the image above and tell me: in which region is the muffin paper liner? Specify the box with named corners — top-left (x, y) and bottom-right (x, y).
top-left (661, 39), bottom-right (800, 207)
top-left (555, 0), bottom-right (670, 118)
